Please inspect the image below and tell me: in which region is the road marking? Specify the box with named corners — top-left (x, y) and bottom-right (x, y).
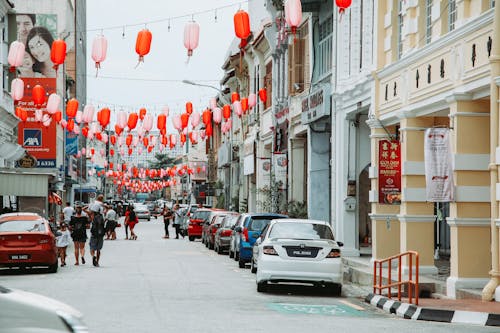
top-left (267, 302), bottom-right (367, 317)
top-left (339, 300), bottom-right (365, 311)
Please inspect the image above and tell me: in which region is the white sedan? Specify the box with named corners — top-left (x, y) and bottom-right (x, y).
top-left (254, 219), bottom-right (343, 295)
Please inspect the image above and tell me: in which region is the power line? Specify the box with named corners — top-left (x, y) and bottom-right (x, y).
top-left (83, 74), bottom-right (220, 83)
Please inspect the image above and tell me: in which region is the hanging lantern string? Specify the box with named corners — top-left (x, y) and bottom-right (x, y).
top-left (70, 0), bottom-right (250, 36)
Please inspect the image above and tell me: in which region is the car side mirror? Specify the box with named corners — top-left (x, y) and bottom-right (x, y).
top-left (255, 237), bottom-right (262, 245)
top-left (235, 226), bottom-right (242, 233)
top-left (337, 241), bottom-right (344, 247)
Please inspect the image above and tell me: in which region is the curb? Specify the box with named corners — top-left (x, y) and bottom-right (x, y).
top-left (365, 293), bottom-right (500, 327)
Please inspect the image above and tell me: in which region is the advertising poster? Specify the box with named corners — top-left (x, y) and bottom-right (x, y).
top-left (273, 153), bottom-right (287, 190)
top-left (15, 13), bottom-right (58, 168)
top-left (424, 128), bottom-right (454, 202)
top-left (378, 140), bottom-right (401, 204)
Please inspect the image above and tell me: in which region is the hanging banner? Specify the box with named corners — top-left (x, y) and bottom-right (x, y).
top-left (273, 153), bottom-right (287, 190)
top-left (258, 158), bottom-right (271, 189)
top-left (243, 136), bottom-right (255, 176)
top-left (424, 128), bottom-right (454, 202)
top-left (378, 140), bottom-right (401, 204)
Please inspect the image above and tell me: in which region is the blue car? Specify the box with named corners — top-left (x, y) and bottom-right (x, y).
top-left (231, 213), bottom-right (288, 268)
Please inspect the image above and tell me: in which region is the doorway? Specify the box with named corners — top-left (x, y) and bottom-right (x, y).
top-left (358, 164), bottom-right (371, 254)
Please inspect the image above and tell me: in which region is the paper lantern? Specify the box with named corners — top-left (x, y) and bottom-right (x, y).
top-left (66, 98), bottom-right (79, 118)
top-left (202, 109), bottom-right (212, 125)
top-left (135, 29), bottom-right (152, 63)
top-left (213, 107), bottom-right (222, 124)
top-left (92, 34), bottom-right (107, 69)
top-left (209, 98), bottom-right (217, 110)
top-left (54, 110), bottom-right (62, 123)
top-left (173, 115), bottom-right (181, 130)
top-left (11, 78), bottom-right (24, 101)
top-left (186, 102), bottom-right (193, 115)
top-left (99, 107), bottom-right (111, 127)
top-left (110, 135), bottom-right (117, 145)
top-left (191, 111), bottom-right (200, 128)
top-left (222, 104), bottom-right (231, 120)
top-left (19, 108), bottom-right (28, 122)
top-left (50, 39), bottom-right (67, 71)
top-left (127, 113), bottom-right (139, 130)
top-left (233, 101), bottom-right (242, 117)
top-left (139, 108), bottom-right (147, 120)
top-left (157, 114), bottom-right (166, 130)
top-left (284, 0), bottom-right (302, 37)
top-left (248, 93), bottom-right (257, 109)
top-left (231, 92), bottom-right (240, 103)
top-left (116, 110), bottom-right (127, 128)
top-left (32, 85), bottom-right (46, 107)
top-left (115, 124), bottom-right (123, 136)
top-left (170, 134), bottom-right (177, 146)
top-left (66, 118), bottom-right (75, 132)
top-left (180, 113), bottom-right (189, 129)
top-left (162, 106), bottom-right (170, 117)
top-left (258, 88), bottom-right (267, 103)
top-left (82, 105), bottom-right (95, 123)
top-left (126, 134), bottom-right (133, 146)
top-left (336, 0), bottom-right (352, 14)
top-left (46, 93), bottom-right (60, 115)
top-left (8, 41), bottom-right (25, 71)
top-left (34, 109), bottom-right (43, 122)
top-left (241, 98), bottom-right (248, 113)
top-left (234, 10), bottom-right (250, 40)
top-left (142, 137), bottom-right (149, 147)
top-left (143, 114), bottom-right (153, 132)
top-left (184, 21), bottom-right (200, 57)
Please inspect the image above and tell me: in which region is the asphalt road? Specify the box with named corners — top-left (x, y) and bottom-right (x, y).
top-left (1, 217), bottom-right (497, 333)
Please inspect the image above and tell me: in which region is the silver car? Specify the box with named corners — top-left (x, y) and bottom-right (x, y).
top-left (134, 204), bottom-right (151, 221)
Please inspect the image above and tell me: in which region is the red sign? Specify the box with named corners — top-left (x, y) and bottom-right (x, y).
top-left (378, 140), bottom-right (401, 205)
top-left (16, 78), bottom-right (57, 168)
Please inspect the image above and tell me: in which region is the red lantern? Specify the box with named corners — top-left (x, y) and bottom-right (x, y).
top-left (180, 133), bottom-right (186, 144)
top-left (66, 98), bottom-right (79, 118)
top-left (142, 137), bottom-right (149, 147)
top-left (110, 135), bottom-right (117, 145)
top-left (127, 113), bottom-right (139, 130)
top-left (54, 110), bottom-right (62, 123)
top-left (99, 107), bottom-right (111, 127)
top-left (128, 148), bottom-right (133, 156)
top-left (161, 135), bottom-right (168, 146)
top-left (139, 108), bottom-right (147, 120)
top-left (157, 114), bottom-right (166, 130)
top-left (202, 109), bottom-right (212, 125)
top-left (186, 102), bottom-right (193, 115)
top-left (50, 39), bottom-right (67, 71)
top-left (241, 98), bottom-right (248, 113)
top-left (126, 134), bottom-right (133, 146)
top-left (81, 126), bottom-right (89, 137)
top-left (231, 92), bottom-right (240, 103)
top-left (234, 10), bottom-right (250, 40)
top-left (222, 105), bottom-right (231, 120)
top-left (180, 113), bottom-right (189, 129)
top-left (147, 146), bottom-right (153, 153)
top-left (32, 85), bottom-right (46, 108)
top-left (205, 123), bottom-right (213, 137)
top-left (135, 29), bottom-right (152, 63)
top-left (110, 149), bottom-right (115, 156)
top-left (114, 124), bottom-right (123, 135)
top-left (109, 162), bottom-right (114, 169)
top-left (335, 0), bottom-right (352, 14)
top-left (20, 109), bottom-right (28, 122)
top-left (258, 88), bottom-right (267, 103)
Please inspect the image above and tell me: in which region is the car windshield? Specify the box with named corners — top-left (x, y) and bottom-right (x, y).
top-left (269, 222), bottom-right (334, 240)
top-left (135, 206), bottom-right (148, 212)
top-left (193, 211), bottom-right (211, 221)
top-left (214, 215), bottom-right (226, 225)
top-left (247, 217), bottom-right (277, 232)
top-left (0, 220), bottom-right (46, 232)
top-left (223, 216), bottom-right (238, 228)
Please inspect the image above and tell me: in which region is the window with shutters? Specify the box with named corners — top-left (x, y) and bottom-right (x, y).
top-left (264, 61), bottom-right (272, 109)
top-left (491, 0), bottom-right (495, 8)
top-left (288, 23), bottom-right (310, 95)
top-left (425, 0), bottom-right (432, 44)
top-left (448, 0), bottom-right (457, 31)
top-left (317, 16), bottom-right (332, 79)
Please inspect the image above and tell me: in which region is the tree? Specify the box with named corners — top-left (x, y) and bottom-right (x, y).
top-left (148, 153), bottom-right (176, 169)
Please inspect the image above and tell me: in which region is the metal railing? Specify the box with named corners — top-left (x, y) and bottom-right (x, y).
top-left (373, 251), bottom-right (419, 305)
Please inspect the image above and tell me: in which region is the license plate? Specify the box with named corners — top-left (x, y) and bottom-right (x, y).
top-left (293, 251), bottom-right (311, 256)
top-left (10, 254), bottom-right (30, 260)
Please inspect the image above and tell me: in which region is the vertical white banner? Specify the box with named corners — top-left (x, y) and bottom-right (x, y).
top-left (257, 158), bottom-right (271, 189)
top-left (273, 153), bottom-right (288, 190)
top-left (424, 128), bottom-right (454, 202)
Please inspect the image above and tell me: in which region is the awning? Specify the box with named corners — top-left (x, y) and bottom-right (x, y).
top-left (0, 142), bottom-right (25, 161)
top-left (0, 173), bottom-right (48, 196)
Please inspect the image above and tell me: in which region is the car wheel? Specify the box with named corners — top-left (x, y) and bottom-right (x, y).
top-left (229, 249), bottom-right (234, 258)
top-left (250, 259), bottom-right (257, 274)
top-left (329, 283), bottom-right (342, 297)
top-left (48, 261), bottom-right (58, 273)
top-left (216, 245), bottom-right (223, 254)
top-left (148, 218), bottom-right (150, 221)
top-left (257, 281), bottom-right (267, 293)
top-left (238, 258), bottom-right (246, 268)
top-left (189, 236), bottom-right (194, 242)
top-left (209, 241), bottom-right (214, 250)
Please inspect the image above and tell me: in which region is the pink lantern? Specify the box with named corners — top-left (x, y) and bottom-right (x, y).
top-left (213, 107), bottom-right (222, 124)
top-left (162, 106), bottom-right (170, 117)
top-left (209, 98), bottom-right (217, 110)
top-left (233, 101), bottom-right (242, 117)
top-left (75, 110), bottom-right (83, 123)
top-left (173, 114), bottom-right (182, 130)
top-left (11, 78), bottom-right (24, 101)
top-left (82, 104), bottom-right (95, 123)
top-left (143, 114), bottom-right (153, 132)
top-left (191, 131), bottom-right (198, 142)
top-left (184, 21), bottom-right (200, 57)
top-left (133, 136), bottom-right (139, 147)
top-left (284, 0), bottom-right (302, 37)
top-left (170, 134), bottom-right (177, 146)
top-left (116, 111), bottom-right (127, 128)
top-left (81, 148), bottom-right (86, 155)
top-left (73, 124), bottom-right (80, 134)
top-left (101, 133), bottom-right (108, 143)
top-left (92, 35), bottom-right (108, 70)
top-left (34, 109), bottom-right (43, 122)
top-left (8, 41), bottom-right (25, 71)
top-left (191, 111), bottom-right (200, 128)
top-left (248, 93), bottom-right (257, 108)
top-left (46, 93), bottom-right (60, 114)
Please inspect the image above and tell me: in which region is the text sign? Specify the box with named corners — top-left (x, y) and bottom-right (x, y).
top-left (378, 140), bottom-right (401, 204)
top-left (301, 86), bottom-right (330, 124)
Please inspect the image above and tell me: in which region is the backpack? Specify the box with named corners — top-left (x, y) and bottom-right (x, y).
top-left (71, 216), bottom-right (87, 236)
top-left (91, 214), bottom-right (106, 237)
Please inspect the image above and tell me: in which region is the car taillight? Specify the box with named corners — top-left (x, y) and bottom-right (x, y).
top-left (263, 246), bottom-right (278, 255)
top-left (221, 230), bottom-right (232, 237)
top-left (242, 228), bottom-right (249, 242)
top-left (326, 249), bottom-right (341, 258)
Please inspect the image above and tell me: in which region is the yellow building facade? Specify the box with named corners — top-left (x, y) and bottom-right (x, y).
top-left (370, 0), bottom-right (499, 299)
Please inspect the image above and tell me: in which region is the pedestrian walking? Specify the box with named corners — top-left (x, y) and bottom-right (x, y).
top-left (162, 206), bottom-right (173, 239)
top-left (124, 205), bottom-right (138, 240)
top-left (88, 203), bottom-right (106, 267)
top-left (172, 204), bottom-right (183, 239)
top-left (104, 204), bottom-right (118, 240)
top-left (69, 206), bottom-right (89, 265)
top-left (62, 202), bottom-right (74, 224)
top-left (56, 222), bottom-right (71, 267)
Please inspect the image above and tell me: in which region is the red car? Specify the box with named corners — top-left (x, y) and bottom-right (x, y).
top-left (0, 212), bottom-right (58, 273)
top-left (188, 208), bottom-right (213, 241)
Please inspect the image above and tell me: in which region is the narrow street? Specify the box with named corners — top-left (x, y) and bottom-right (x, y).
top-left (0, 217), bottom-right (496, 333)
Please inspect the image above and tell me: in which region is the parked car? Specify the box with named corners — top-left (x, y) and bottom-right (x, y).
top-left (187, 208), bottom-right (213, 241)
top-left (230, 213), bottom-right (287, 268)
top-left (206, 214), bottom-right (230, 250)
top-left (0, 212), bottom-right (58, 273)
top-left (214, 213), bottom-right (240, 254)
top-left (0, 285), bottom-right (88, 332)
top-left (201, 210), bottom-right (230, 246)
top-left (180, 204), bottom-right (199, 237)
top-left (254, 218), bottom-right (343, 295)
top-left (134, 204), bottom-right (151, 221)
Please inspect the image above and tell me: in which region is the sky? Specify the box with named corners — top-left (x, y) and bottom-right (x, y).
top-left (86, 0), bottom-right (247, 119)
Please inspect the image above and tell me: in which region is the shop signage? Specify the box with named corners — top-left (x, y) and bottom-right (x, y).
top-left (378, 140), bottom-right (401, 205)
top-left (17, 154), bottom-right (37, 168)
top-left (424, 128), bottom-right (454, 202)
top-left (301, 86), bottom-right (330, 124)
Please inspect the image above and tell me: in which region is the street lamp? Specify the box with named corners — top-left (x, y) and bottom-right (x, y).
top-left (181, 80), bottom-right (231, 105)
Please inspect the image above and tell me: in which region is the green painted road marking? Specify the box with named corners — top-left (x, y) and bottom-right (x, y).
top-left (267, 302), bottom-right (367, 317)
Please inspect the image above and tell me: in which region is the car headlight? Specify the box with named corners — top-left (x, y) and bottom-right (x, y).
top-left (57, 310), bottom-right (89, 333)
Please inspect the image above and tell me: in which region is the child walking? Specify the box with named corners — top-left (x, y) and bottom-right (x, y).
top-left (56, 223), bottom-right (71, 267)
